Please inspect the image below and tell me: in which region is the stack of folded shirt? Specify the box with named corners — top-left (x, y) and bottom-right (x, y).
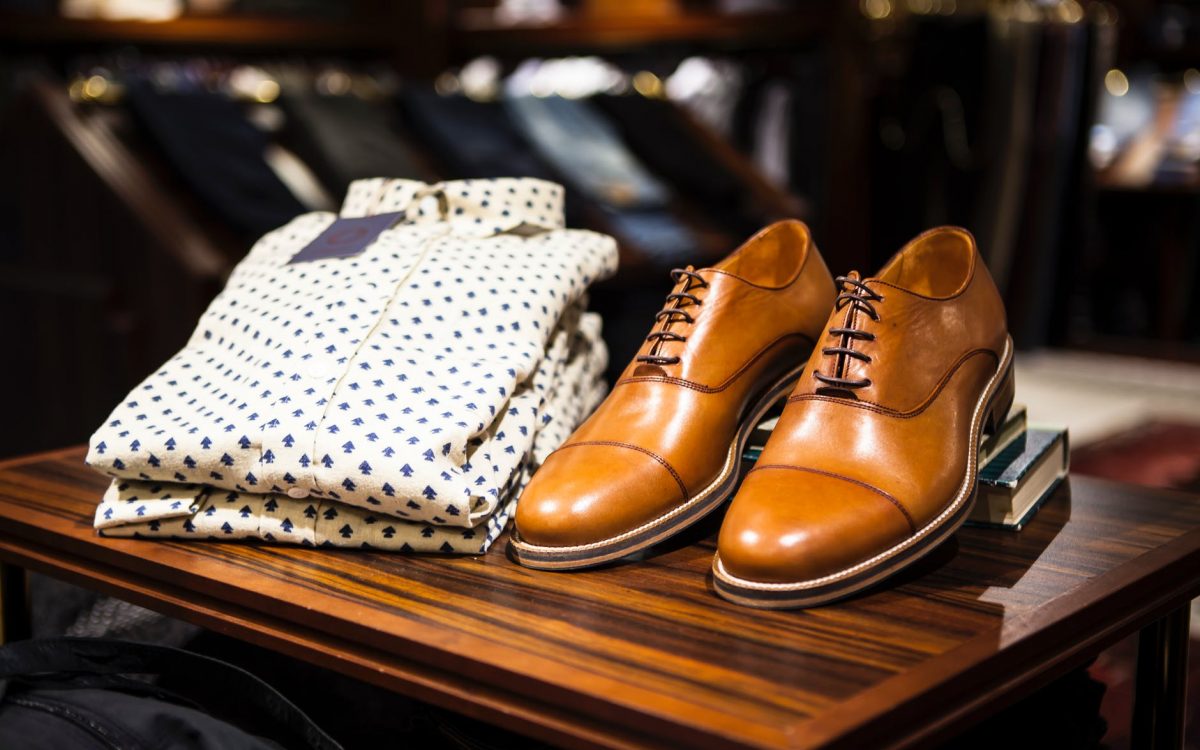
top-left (86, 177), bottom-right (618, 553)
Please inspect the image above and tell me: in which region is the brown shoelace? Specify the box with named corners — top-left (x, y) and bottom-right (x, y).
top-left (636, 267), bottom-right (708, 366)
top-left (813, 275), bottom-right (882, 390)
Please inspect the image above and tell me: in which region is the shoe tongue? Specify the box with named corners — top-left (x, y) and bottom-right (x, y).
top-left (681, 265), bottom-right (705, 285)
top-left (632, 363), bottom-right (669, 377)
top-left (842, 270), bottom-right (869, 290)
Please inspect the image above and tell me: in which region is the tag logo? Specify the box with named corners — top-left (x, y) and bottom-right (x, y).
top-left (289, 211), bottom-right (406, 264)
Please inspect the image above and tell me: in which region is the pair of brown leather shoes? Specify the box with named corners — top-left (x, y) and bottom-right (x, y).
top-left (510, 220), bottom-right (1014, 609)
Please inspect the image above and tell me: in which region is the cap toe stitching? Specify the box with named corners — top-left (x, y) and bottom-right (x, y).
top-left (747, 463), bottom-right (917, 535)
top-left (554, 440), bottom-right (689, 503)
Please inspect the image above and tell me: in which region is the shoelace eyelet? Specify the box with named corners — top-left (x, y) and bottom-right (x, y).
top-left (812, 275), bottom-right (883, 391)
top-left (637, 268), bottom-right (708, 367)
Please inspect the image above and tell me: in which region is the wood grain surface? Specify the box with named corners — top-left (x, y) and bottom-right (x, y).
top-left (0, 447), bottom-right (1198, 749)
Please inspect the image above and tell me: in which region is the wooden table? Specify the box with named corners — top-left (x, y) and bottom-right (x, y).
top-left (0, 447), bottom-right (1195, 749)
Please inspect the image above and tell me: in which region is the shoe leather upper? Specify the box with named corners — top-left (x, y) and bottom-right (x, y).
top-left (516, 220), bottom-right (835, 548)
top-left (718, 227), bottom-right (1010, 584)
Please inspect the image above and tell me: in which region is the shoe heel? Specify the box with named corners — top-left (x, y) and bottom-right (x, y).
top-left (983, 363), bottom-right (1015, 436)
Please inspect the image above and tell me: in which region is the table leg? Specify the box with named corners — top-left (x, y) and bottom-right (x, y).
top-left (0, 563), bottom-right (30, 644)
top-left (1132, 604), bottom-right (1191, 749)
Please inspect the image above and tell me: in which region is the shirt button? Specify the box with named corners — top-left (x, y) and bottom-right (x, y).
top-left (305, 361), bottom-right (331, 379)
top-left (286, 487), bottom-right (309, 500)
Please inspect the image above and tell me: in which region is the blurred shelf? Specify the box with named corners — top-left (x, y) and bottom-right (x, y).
top-left (1066, 336), bottom-right (1200, 366)
top-left (0, 12), bottom-right (392, 50)
top-left (450, 7), bottom-right (834, 55)
top-left (1096, 183), bottom-right (1200, 195)
top-left (1094, 171), bottom-right (1200, 195)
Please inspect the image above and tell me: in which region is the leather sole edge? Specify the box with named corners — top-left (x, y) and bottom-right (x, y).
top-left (711, 335), bottom-right (1015, 608)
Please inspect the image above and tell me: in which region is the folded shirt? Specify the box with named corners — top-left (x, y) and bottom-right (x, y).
top-left (87, 177), bottom-right (618, 551)
top-left (95, 303), bottom-right (607, 553)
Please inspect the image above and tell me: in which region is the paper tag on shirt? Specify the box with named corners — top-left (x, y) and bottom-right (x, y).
top-left (288, 211), bottom-right (406, 264)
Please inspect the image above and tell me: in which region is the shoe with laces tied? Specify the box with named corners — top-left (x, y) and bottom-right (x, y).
top-left (713, 226), bottom-right (1015, 608)
top-left (510, 220), bottom-right (835, 570)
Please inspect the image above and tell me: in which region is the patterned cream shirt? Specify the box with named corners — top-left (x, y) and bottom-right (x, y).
top-left (87, 177), bottom-right (618, 553)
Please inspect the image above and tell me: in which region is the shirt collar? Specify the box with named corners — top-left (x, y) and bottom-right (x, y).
top-left (339, 178), bottom-right (566, 238)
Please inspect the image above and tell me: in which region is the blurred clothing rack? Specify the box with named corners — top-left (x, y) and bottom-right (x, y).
top-left (0, 0), bottom-right (852, 455)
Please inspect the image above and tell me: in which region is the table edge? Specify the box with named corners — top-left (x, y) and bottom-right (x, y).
top-left (2, 456), bottom-right (1199, 749)
top-left (791, 523), bottom-right (1200, 749)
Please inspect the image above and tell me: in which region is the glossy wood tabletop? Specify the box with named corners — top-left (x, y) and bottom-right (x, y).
top-left (0, 447), bottom-right (1198, 750)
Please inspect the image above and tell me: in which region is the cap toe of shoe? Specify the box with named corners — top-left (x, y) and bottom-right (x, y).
top-left (515, 442), bottom-right (689, 549)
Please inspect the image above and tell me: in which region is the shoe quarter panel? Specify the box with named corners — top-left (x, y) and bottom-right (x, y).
top-left (837, 268), bottom-right (1006, 414)
top-left (663, 274), bottom-right (810, 390)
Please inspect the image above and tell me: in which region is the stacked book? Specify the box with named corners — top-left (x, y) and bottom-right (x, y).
top-left (968, 405), bottom-right (1069, 529)
top-left (743, 404), bottom-right (1069, 531)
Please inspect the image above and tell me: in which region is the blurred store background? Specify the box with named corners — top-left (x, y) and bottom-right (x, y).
top-left (0, 0), bottom-right (1199, 747)
top-left (1, 0), bottom-right (1198, 455)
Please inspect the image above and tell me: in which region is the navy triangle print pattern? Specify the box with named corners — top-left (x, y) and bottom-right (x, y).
top-left (87, 177), bottom-right (617, 554)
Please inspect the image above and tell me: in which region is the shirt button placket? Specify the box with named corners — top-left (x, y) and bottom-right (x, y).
top-left (304, 348), bottom-right (340, 496)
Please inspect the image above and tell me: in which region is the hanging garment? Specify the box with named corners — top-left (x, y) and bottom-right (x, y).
top-left (0, 638), bottom-right (342, 750)
top-left (280, 90), bottom-right (427, 196)
top-left (665, 57), bottom-right (746, 139)
top-left (591, 93), bottom-right (759, 236)
top-left (504, 94), bottom-right (669, 209)
top-left (86, 177), bottom-right (618, 553)
top-left (399, 89), bottom-right (558, 183)
top-left (751, 80), bottom-right (793, 190)
top-left (975, 9), bottom-right (1042, 294)
top-left (504, 94), bottom-right (697, 263)
top-left (125, 78), bottom-right (307, 239)
top-left (396, 88), bottom-right (587, 226)
top-left (1006, 16), bottom-right (1090, 348)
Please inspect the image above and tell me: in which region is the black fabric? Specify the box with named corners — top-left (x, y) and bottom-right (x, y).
top-left (0, 687), bottom-right (287, 750)
top-left (868, 15), bottom-right (992, 262)
top-left (0, 638), bottom-right (341, 750)
top-left (280, 91), bottom-right (425, 196)
top-left (125, 79), bottom-right (306, 239)
top-left (865, 14), bottom-right (1097, 346)
top-left (397, 88), bottom-right (555, 182)
top-left (1004, 19), bottom-right (1090, 348)
top-left (182, 628), bottom-right (553, 750)
top-left (400, 87), bottom-right (717, 264)
top-left (396, 88), bottom-right (584, 226)
top-left (784, 53), bottom-right (828, 227)
top-left (590, 94), bottom-right (758, 236)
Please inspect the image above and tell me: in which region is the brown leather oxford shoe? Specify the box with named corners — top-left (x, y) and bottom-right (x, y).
top-left (713, 227), bottom-right (1014, 608)
top-left (510, 220), bottom-right (835, 569)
